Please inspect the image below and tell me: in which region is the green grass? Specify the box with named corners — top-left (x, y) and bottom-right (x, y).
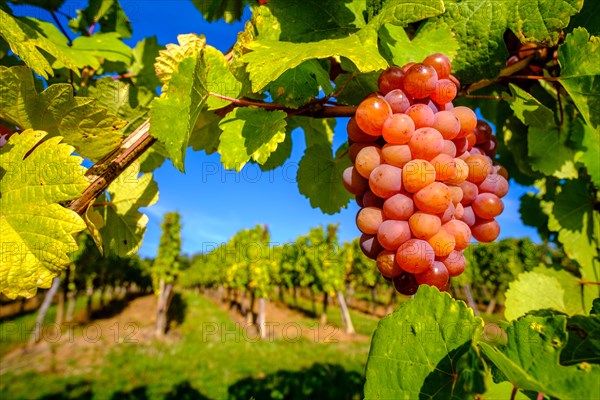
top-left (1, 293), bottom-right (370, 400)
top-left (0, 295), bottom-right (93, 357)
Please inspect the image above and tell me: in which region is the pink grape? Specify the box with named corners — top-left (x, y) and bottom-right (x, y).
top-left (383, 193), bottom-right (415, 220)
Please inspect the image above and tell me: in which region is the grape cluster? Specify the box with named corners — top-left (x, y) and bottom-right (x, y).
top-left (342, 54), bottom-right (509, 295)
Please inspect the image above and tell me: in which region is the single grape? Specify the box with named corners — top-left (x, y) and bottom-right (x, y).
top-left (442, 140), bottom-right (457, 157)
top-left (427, 228), bottom-right (456, 257)
top-left (432, 111), bottom-right (461, 140)
top-left (392, 272), bottom-right (419, 295)
top-left (402, 159), bottom-right (436, 193)
top-left (383, 193), bottom-right (415, 220)
top-left (472, 193), bottom-right (504, 219)
top-left (408, 127), bottom-right (444, 160)
top-left (356, 206), bottom-right (384, 235)
top-left (355, 146), bottom-right (383, 178)
top-left (453, 137), bottom-right (468, 154)
top-left (465, 154), bottom-right (492, 183)
top-left (362, 190), bottom-right (385, 208)
top-left (423, 53), bottom-right (451, 79)
top-left (382, 144), bottom-right (412, 168)
top-left (360, 234), bottom-right (384, 259)
top-left (384, 89), bottom-right (411, 113)
top-left (459, 180), bottom-right (479, 206)
top-left (355, 96), bottom-right (393, 136)
top-left (479, 136), bottom-right (497, 157)
top-left (443, 220), bottom-right (472, 250)
top-left (454, 202), bottom-right (465, 220)
top-left (460, 206), bottom-right (476, 226)
top-left (430, 79), bottom-right (457, 104)
top-left (405, 103), bottom-right (435, 129)
top-left (378, 67), bottom-right (405, 95)
top-left (448, 185), bottom-right (464, 205)
top-left (377, 250), bottom-right (403, 278)
top-left (355, 194), bottom-right (364, 207)
top-left (452, 106), bottom-right (477, 138)
top-left (440, 250), bottom-right (466, 277)
top-left (377, 220), bottom-right (412, 251)
top-left (437, 202), bottom-right (455, 223)
top-left (349, 142), bottom-right (373, 163)
top-left (466, 132), bottom-right (477, 150)
top-left (369, 164), bottom-right (403, 198)
top-left (415, 261), bottom-right (449, 289)
top-left (409, 212), bottom-right (441, 239)
top-left (396, 239), bottom-right (435, 274)
top-left (403, 63), bottom-right (438, 99)
top-left (448, 74), bottom-right (461, 92)
top-left (342, 166), bottom-right (369, 195)
top-left (382, 113), bottom-right (415, 144)
top-left (471, 218), bottom-right (500, 242)
top-left (413, 182), bottom-right (451, 214)
top-left (401, 62), bottom-right (416, 73)
top-left (474, 120), bottom-right (492, 144)
top-left (478, 173), bottom-right (508, 198)
top-left (430, 153), bottom-right (457, 182)
top-left (347, 117), bottom-right (378, 143)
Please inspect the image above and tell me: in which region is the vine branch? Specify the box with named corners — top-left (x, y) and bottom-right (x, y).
top-left (67, 99), bottom-right (356, 216)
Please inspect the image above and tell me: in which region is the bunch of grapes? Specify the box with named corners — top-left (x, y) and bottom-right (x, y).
top-left (342, 54), bottom-right (509, 295)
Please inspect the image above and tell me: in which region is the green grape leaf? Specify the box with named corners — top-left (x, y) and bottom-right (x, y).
top-left (258, 129), bottom-right (292, 172)
top-left (253, 0), bottom-right (366, 42)
top-left (297, 143), bottom-right (352, 214)
top-left (98, 162), bottom-right (158, 257)
top-left (364, 285), bottom-right (485, 399)
top-left (189, 111), bottom-right (222, 155)
top-left (533, 265), bottom-right (596, 316)
top-left (191, 0), bottom-right (248, 23)
top-left (379, 25), bottom-right (459, 67)
top-left (480, 313), bottom-right (600, 399)
top-left (266, 60), bottom-right (333, 108)
top-left (137, 141), bottom-right (168, 173)
top-left (130, 36), bottom-right (165, 91)
top-left (333, 72), bottom-right (380, 105)
top-left (149, 49), bottom-right (209, 171)
top-left (573, 119), bottom-right (600, 188)
top-left (547, 179), bottom-right (599, 284)
top-left (0, 129), bottom-right (88, 299)
top-left (560, 314), bottom-right (600, 365)
top-left (155, 33), bottom-right (206, 91)
top-left (241, 29), bottom-right (386, 93)
top-left (68, 32), bottom-right (133, 70)
top-left (217, 108), bottom-right (287, 171)
top-left (0, 11), bottom-right (79, 79)
top-left (593, 298), bottom-right (600, 314)
top-left (69, 0), bottom-right (133, 39)
top-left (558, 28), bottom-right (600, 129)
top-left (519, 193), bottom-right (550, 240)
top-left (288, 116), bottom-right (335, 148)
top-left (504, 272), bottom-right (567, 321)
top-left (508, 84), bottom-right (578, 179)
top-left (420, 0), bottom-right (581, 83)
top-left (367, 0), bottom-right (445, 30)
top-left (204, 45), bottom-right (243, 110)
top-left (0, 66), bottom-right (125, 161)
top-left (78, 77), bottom-right (153, 133)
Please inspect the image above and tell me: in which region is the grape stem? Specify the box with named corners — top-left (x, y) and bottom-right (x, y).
top-left (510, 386), bottom-right (518, 400)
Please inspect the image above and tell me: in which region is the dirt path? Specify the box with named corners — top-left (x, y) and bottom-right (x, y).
top-left (1, 294), bottom-right (157, 375)
top-left (207, 293), bottom-right (372, 344)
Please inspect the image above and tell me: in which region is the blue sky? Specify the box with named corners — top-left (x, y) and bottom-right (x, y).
top-left (19, 1), bottom-right (540, 257)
